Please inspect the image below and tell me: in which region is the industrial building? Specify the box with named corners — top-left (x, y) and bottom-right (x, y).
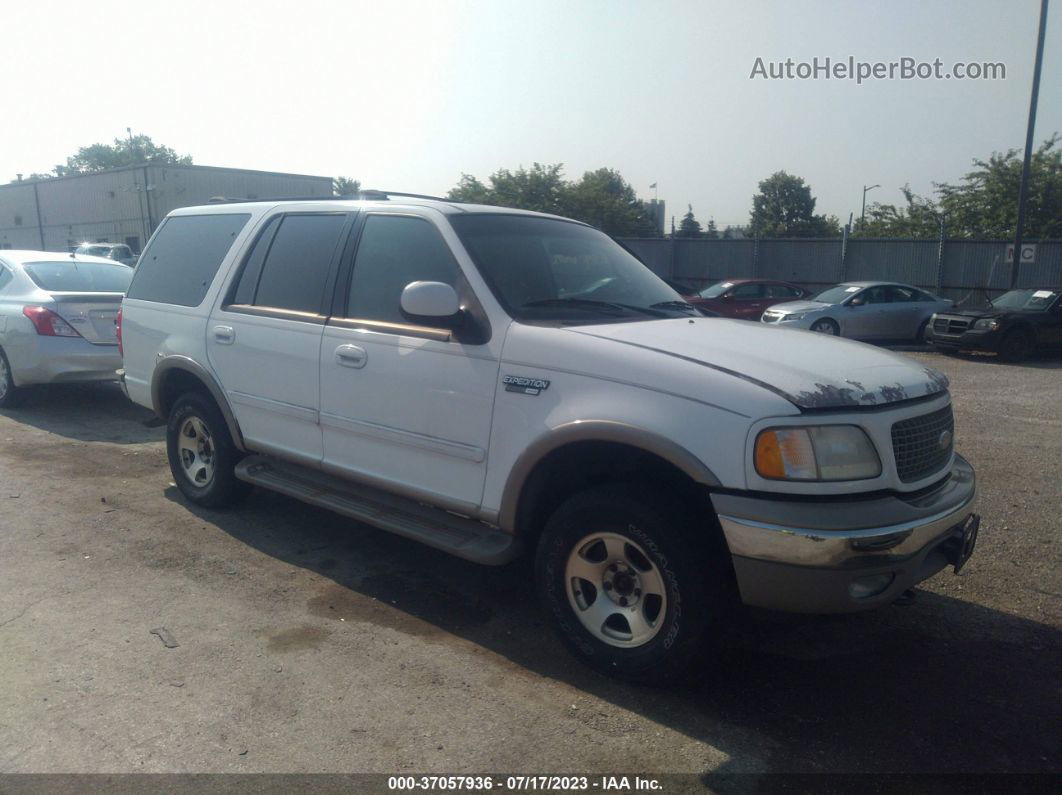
top-left (0, 164), bottom-right (333, 253)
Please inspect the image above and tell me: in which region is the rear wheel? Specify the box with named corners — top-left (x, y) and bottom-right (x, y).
top-left (0, 349), bottom-right (22, 409)
top-left (915, 319), bottom-right (930, 344)
top-left (810, 318), bottom-right (839, 336)
top-left (998, 330), bottom-right (1031, 363)
top-left (166, 392), bottom-right (248, 508)
top-left (535, 484), bottom-right (735, 684)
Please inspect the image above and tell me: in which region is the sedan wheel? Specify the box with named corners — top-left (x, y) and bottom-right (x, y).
top-left (0, 350), bottom-right (21, 409)
top-left (811, 319), bottom-right (839, 335)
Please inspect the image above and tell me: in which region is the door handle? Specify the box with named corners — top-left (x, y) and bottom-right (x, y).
top-left (213, 325), bottom-right (235, 344)
top-left (335, 344), bottom-right (367, 368)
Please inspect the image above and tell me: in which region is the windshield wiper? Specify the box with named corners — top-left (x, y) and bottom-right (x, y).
top-left (521, 298), bottom-right (667, 317)
top-left (649, 300), bottom-right (698, 314)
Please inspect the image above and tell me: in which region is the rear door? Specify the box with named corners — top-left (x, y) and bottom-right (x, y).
top-left (879, 286), bottom-right (925, 339)
top-left (207, 211), bottom-right (352, 466)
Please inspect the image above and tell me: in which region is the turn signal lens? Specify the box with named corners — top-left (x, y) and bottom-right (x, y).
top-left (755, 426), bottom-right (881, 481)
top-left (22, 306), bottom-right (81, 338)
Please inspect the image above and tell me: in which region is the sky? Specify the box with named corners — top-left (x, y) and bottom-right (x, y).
top-left (3, 0), bottom-right (1059, 228)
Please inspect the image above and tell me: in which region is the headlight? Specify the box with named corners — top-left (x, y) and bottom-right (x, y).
top-left (973, 318), bottom-right (1001, 331)
top-left (754, 426), bottom-right (881, 481)
top-left (782, 312), bottom-right (806, 321)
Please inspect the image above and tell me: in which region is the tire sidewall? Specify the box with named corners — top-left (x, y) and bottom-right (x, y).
top-left (811, 319), bottom-right (838, 335)
top-left (0, 348), bottom-right (20, 409)
top-left (536, 489), bottom-right (720, 682)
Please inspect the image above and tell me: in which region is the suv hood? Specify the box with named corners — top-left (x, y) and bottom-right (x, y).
top-left (568, 318), bottom-right (948, 409)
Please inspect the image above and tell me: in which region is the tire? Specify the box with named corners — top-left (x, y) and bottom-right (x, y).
top-left (535, 484), bottom-right (735, 684)
top-left (166, 392), bottom-right (248, 508)
top-left (998, 330), bottom-right (1031, 363)
top-left (0, 348), bottom-right (22, 409)
top-left (810, 318), bottom-right (839, 336)
top-left (915, 319), bottom-right (930, 344)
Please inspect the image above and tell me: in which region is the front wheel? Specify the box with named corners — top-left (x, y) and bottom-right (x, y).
top-left (535, 485), bottom-right (734, 684)
top-left (998, 330), bottom-right (1031, 363)
top-left (166, 392), bottom-right (248, 508)
top-left (810, 318), bottom-right (839, 336)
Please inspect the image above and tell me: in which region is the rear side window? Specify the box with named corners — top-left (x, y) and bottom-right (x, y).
top-left (251, 214), bottom-right (346, 314)
top-left (23, 261), bottom-right (133, 293)
top-left (127, 213), bottom-right (250, 306)
top-left (0, 267), bottom-right (12, 291)
top-left (345, 215), bottom-right (459, 324)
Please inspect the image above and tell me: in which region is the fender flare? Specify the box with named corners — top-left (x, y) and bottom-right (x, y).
top-left (495, 420), bottom-right (721, 532)
top-left (151, 355), bottom-right (246, 450)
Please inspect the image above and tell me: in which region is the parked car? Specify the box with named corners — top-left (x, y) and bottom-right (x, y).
top-left (119, 198), bottom-right (978, 683)
top-left (0, 250), bottom-right (131, 407)
top-left (687, 278), bottom-right (811, 320)
top-left (926, 288), bottom-right (1062, 362)
top-left (74, 242), bottom-right (138, 267)
top-left (762, 281), bottom-right (952, 341)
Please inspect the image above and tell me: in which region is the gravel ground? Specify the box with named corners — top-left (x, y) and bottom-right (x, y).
top-left (0, 349), bottom-right (1059, 783)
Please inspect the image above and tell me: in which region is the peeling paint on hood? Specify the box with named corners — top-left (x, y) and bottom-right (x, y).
top-left (569, 318), bottom-right (949, 410)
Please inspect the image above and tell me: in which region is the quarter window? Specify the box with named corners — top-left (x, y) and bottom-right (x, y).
top-left (251, 214), bottom-right (346, 314)
top-left (346, 215), bottom-right (459, 325)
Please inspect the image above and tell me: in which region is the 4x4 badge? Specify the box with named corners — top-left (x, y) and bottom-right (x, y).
top-left (503, 375), bottom-right (550, 395)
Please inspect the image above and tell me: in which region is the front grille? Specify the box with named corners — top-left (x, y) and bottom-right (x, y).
top-left (932, 316), bottom-right (970, 337)
top-left (891, 405), bottom-right (954, 483)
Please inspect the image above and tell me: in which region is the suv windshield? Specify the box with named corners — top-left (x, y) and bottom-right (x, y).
top-left (448, 214), bottom-right (695, 323)
top-left (23, 260), bottom-right (133, 292)
top-left (990, 288), bottom-right (1059, 311)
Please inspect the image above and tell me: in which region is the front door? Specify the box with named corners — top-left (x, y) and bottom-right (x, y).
top-left (319, 213), bottom-right (499, 513)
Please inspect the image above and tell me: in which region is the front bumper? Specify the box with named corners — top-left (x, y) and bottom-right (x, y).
top-left (712, 454), bottom-right (978, 613)
top-left (926, 326), bottom-right (1001, 352)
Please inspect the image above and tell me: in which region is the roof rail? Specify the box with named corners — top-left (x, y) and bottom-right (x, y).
top-left (204, 190), bottom-right (461, 205)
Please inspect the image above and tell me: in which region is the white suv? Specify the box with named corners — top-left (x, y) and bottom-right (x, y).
top-left (118, 196), bottom-right (979, 682)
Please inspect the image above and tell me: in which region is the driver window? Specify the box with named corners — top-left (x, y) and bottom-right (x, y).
top-left (731, 283), bottom-right (763, 299)
top-left (862, 286), bottom-right (890, 304)
top-left (346, 215), bottom-right (459, 324)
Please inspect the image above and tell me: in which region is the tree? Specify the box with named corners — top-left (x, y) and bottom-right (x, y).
top-left (565, 168), bottom-right (656, 237)
top-left (749, 171), bottom-right (840, 237)
top-left (333, 176), bottom-right (361, 197)
top-left (448, 163), bottom-right (656, 236)
top-left (936, 134), bottom-right (1061, 239)
top-left (15, 134), bottom-right (192, 180)
top-left (704, 219), bottom-right (719, 239)
top-left (676, 204), bottom-right (702, 237)
top-left (857, 185), bottom-right (942, 238)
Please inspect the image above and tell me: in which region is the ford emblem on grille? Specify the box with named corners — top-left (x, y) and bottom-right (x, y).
top-left (939, 429), bottom-right (953, 451)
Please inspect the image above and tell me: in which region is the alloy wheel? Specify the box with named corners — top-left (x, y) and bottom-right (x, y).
top-left (564, 532), bottom-right (668, 648)
top-left (177, 416), bottom-right (216, 487)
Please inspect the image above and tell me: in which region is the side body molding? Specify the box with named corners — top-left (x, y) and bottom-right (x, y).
top-left (151, 355), bottom-right (246, 451)
top-left (495, 420), bottom-right (721, 532)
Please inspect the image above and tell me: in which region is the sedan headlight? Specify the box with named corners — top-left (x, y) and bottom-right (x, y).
top-left (973, 318), bottom-right (1001, 331)
top-left (754, 425), bottom-right (881, 481)
top-left (782, 312), bottom-right (807, 321)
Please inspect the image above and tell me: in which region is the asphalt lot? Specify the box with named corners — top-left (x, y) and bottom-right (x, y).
top-left (0, 349), bottom-right (1059, 783)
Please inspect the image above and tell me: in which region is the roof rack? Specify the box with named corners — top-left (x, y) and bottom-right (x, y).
top-left (205, 190), bottom-right (461, 205)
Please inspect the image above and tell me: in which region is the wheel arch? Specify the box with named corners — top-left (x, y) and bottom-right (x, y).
top-left (498, 421), bottom-right (721, 539)
top-left (152, 356), bottom-right (245, 450)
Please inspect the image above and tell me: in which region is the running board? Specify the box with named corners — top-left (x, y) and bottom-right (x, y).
top-left (234, 456), bottom-right (519, 565)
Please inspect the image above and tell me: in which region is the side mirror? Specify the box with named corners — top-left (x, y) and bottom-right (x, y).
top-left (848, 297), bottom-right (865, 307)
top-left (400, 281), bottom-right (460, 320)
top-left (721, 292), bottom-right (733, 300)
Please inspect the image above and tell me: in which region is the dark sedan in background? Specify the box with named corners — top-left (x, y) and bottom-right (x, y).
top-left (927, 288), bottom-right (1062, 361)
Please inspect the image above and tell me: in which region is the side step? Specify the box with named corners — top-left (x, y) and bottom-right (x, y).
top-left (234, 456), bottom-right (520, 565)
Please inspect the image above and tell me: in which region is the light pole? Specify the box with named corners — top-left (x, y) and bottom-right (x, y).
top-left (861, 184), bottom-right (880, 227)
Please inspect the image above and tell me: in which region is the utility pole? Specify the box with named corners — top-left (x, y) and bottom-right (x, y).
top-left (861, 184), bottom-right (880, 226)
top-left (1010, 0), bottom-right (1049, 288)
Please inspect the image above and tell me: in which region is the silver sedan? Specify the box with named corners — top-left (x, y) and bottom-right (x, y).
top-left (0, 250), bottom-right (132, 408)
top-left (761, 281), bottom-right (953, 341)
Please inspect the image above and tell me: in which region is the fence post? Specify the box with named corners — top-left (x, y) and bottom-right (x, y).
top-left (752, 236), bottom-right (760, 277)
top-left (840, 224), bottom-right (849, 281)
top-left (669, 236), bottom-right (676, 281)
top-left (935, 216), bottom-right (946, 290)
